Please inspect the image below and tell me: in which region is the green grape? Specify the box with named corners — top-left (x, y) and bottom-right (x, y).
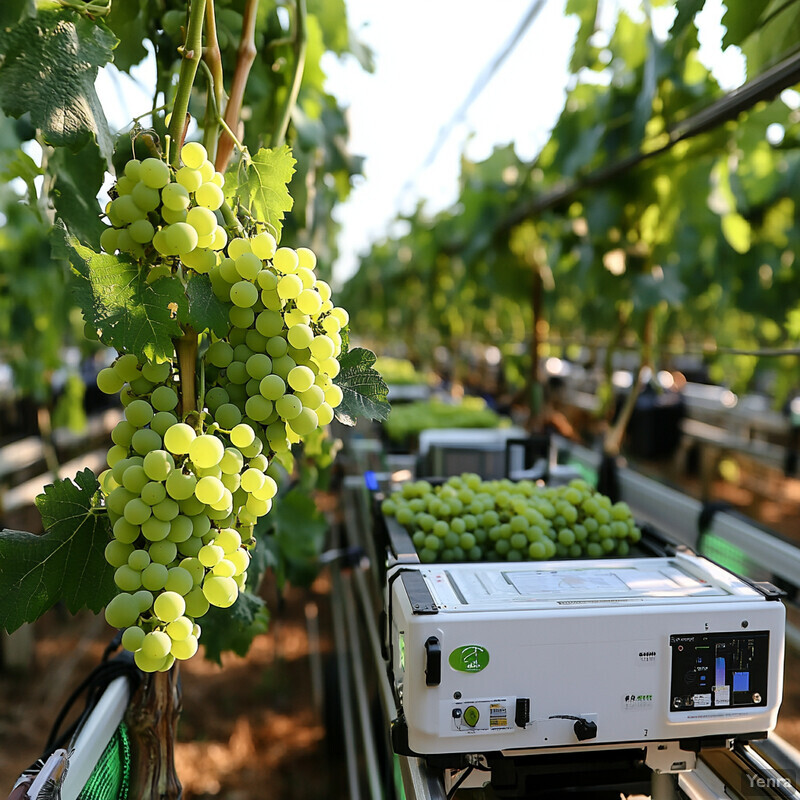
top-left (287, 365), bottom-right (314, 393)
top-left (182, 247), bottom-right (216, 273)
top-left (230, 423), bottom-right (255, 449)
top-left (220, 447), bottom-right (244, 474)
top-left (324, 384), bottom-right (344, 408)
top-left (253, 474), bottom-right (277, 501)
top-left (127, 549), bottom-right (151, 571)
top-left (277, 274), bottom-right (303, 300)
top-left (195, 182), bottom-right (224, 210)
top-left (215, 402), bottom-right (242, 429)
top-left (207, 340), bottom-right (233, 368)
top-left (209, 556), bottom-right (235, 577)
top-left (296, 289), bottom-right (322, 316)
top-left (202, 575), bottom-right (238, 608)
top-left (234, 252), bottom-right (261, 280)
top-left (260, 289), bottom-right (284, 311)
top-left (140, 158), bottom-right (171, 189)
top-left (100, 227), bottom-right (119, 253)
top-left (296, 268), bottom-right (316, 289)
top-left (168, 515), bottom-right (194, 542)
top-left (176, 166), bottom-right (202, 192)
top-left (189, 434), bottom-right (224, 468)
top-left (141, 562), bottom-right (169, 591)
top-left (287, 324), bottom-right (313, 350)
top-left (124, 498), bottom-right (151, 526)
top-left (256, 269), bottom-right (278, 291)
top-left (251, 232), bottom-right (277, 259)
top-left (153, 591), bottom-right (185, 623)
top-left (245, 395), bottom-right (273, 421)
top-left (111, 420), bottom-right (136, 448)
top-left (152, 498), bottom-right (180, 521)
top-left (195, 475), bottom-right (225, 505)
top-left (296, 246), bottom-right (317, 269)
top-left (162, 182), bottom-right (190, 211)
top-left (151, 386), bottom-right (179, 412)
top-left (198, 543), bottom-right (224, 568)
top-left (226, 361), bottom-right (249, 384)
top-left (114, 566), bottom-right (142, 592)
top-left (171, 634), bottom-right (199, 660)
top-left (255, 310), bottom-right (283, 338)
top-left (273, 247), bottom-right (299, 273)
top-left (121, 625), bottom-right (146, 651)
top-left (125, 399), bottom-right (154, 428)
top-left (134, 650), bottom-right (166, 673)
top-left (163, 222), bottom-right (199, 255)
top-left (97, 368), bottom-right (125, 395)
top-left (309, 335), bottom-right (335, 361)
top-left (162, 423), bottom-right (195, 455)
top-left (161, 206), bottom-right (187, 225)
top-left (288, 407), bottom-right (318, 436)
top-left (228, 237), bottom-right (251, 259)
top-left (181, 142), bottom-right (208, 169)
top-left (166, 616), bottom-right (193, 641)
top-left (131, 181), bottom-right (161, 212)
top-left (121, 465), bottom-right (148, 494)
top-left (113, 518), bottom-right (140, 544)
top-left (214, 527), bottom-right (241, 553)
top-left (141, 630), bottom-right (172, 660)
top-left (151, 411), bottom-right (178, 438)
top-left (112, 195), bottom-right (143, 224)
top-left (275, 394), bottom-right (302, 420)
top-left (105, 540), bottom-right (134, 568)
top-left (186, 206), bottom-right (216, 237)
top-left (321, 315), bottom-right (341, 334)
top-left (211, 226), bottom-right (227, 251)
top-left (123, 160), bottom-right (142, 181)
top-left (128, 219), bottom-right (155, 244)
top-left (104, 593), bottom-right (141, 629)
top-left (230, 281), bottom-right (259, 308)
top-left (245, 353), bottom-right (272, 380)
top-left (229, 306), bottom-right (255, 329)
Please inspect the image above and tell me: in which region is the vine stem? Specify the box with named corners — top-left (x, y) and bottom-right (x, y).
top-left (270, 0), bottom-right (307, 148)
top-left (215, 0), bottom-right (259, 172)
top-left (167, 0), bottom-right (208, 166)
top-left (202, 0), bottom-right (224, 160)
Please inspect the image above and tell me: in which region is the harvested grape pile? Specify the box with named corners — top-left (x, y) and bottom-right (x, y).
top-left (382, 475), bottom-right (642, 563)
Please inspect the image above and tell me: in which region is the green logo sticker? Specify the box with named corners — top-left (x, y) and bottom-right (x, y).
top-left (449, 645), bottom-right (490, 673)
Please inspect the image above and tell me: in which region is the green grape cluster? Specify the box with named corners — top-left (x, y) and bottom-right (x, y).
top-left (97, 354), bottom-right (277, 672)
top-left (381, 475), bottom-right (642, 564)
top-left (100, 141), bottom-right (227, 274)
top-left (93, 141), bottom-right (355, 671)
top-left (203, 235), bottom-right (346, 454)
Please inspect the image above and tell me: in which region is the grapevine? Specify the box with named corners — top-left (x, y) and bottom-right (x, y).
top-left (94, 141), bottom-right (351, 671)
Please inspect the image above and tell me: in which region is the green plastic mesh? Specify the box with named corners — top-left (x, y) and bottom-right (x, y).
top-left (76, 721), bottom-right (132, 800)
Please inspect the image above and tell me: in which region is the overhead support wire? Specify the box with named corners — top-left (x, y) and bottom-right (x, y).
top-left (499, 47), bottom-right (800, 232)
top-left (397, 0), bottom-right (547, 207)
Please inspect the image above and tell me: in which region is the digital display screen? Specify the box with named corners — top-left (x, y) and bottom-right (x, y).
top-left (669, 631), bottom-right (770, 712)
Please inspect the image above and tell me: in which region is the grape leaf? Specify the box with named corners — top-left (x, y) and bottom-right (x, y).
top-left (236, 146), bottom-right (296, 239)
top-left (61, 228), bottom-right (186, 362)
top-left (0, 8), bottom-right (117, 164)
top-left (50, 142), bottom-right (106, 251)
top-left (333, 347), bottom-right (390, 426)
top-left (0, 469), bottom-right (115, 634)
top-left (183, 274), bottom-right (230, 338)
top-left (199, 590), bottom-right (270, 664)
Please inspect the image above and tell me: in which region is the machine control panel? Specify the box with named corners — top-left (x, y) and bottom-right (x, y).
top-left (449, 698), bottom-right (515, 733)
top-left (669, 631), bottom-right (770, 712)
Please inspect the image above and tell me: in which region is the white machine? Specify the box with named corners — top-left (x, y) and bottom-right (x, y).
top-left (386, 553), bottom-right (785, 771)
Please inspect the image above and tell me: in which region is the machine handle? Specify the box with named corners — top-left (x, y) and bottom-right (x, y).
top-left (424, 636), bottom-right (441, 686)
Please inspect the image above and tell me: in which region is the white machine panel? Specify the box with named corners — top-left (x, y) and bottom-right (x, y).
top-left (387, 554), bottom-right (785, 757)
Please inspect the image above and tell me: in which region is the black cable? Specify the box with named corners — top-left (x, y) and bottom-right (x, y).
top-left (446, 765), bottom-right (474, 799)
top-left (42, 647), bottom-right (141, 759)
